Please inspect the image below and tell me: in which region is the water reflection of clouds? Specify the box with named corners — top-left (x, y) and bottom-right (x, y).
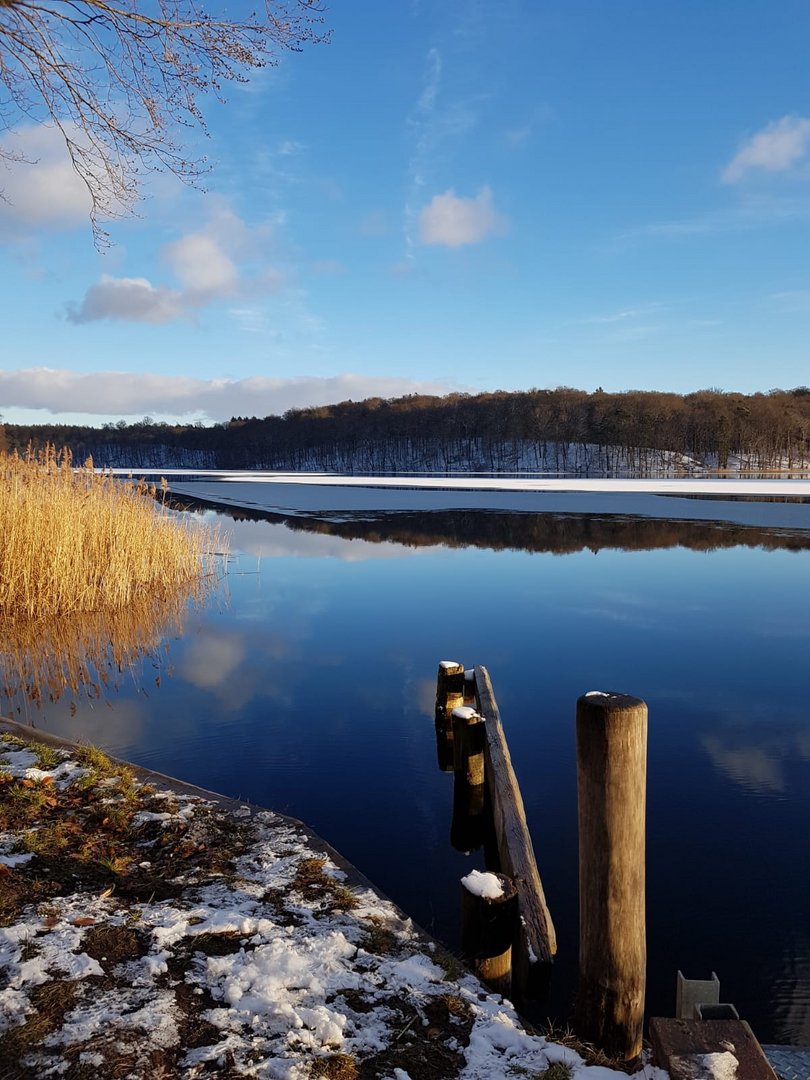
top-left (701, 728), bottom-right (810, 796)
top-left (178, 629), bottom-right (248, 691)
top-left (225, 519), bottom-right (436, 561)
top-left (177, 623), bottom-right (300, 713)
top-left (30, 697), bottom-right (149, 757)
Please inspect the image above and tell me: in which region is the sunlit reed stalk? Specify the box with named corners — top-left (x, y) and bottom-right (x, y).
top-left (0, 445), bottom-right (222, 620)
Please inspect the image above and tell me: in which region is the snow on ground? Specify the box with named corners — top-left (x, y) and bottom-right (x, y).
top-left (157, 473), bottom-right (810, 530)
top-left (0, 730), bottom-right (668, 1080)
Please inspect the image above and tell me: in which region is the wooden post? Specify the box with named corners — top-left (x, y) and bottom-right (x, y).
top-left (452, 706), bottom-right (485, 786)
top-left (576, 691), bottom-right (647, 1062)
top-left (435, 661), bottom-right (465, 772)
top-left (460, 871), bottom-right (518, 997)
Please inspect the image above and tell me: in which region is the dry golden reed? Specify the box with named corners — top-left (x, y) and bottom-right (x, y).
top-left (0, 445), bottom-right (221, 620)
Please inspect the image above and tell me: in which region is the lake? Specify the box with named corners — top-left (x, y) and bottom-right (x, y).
top-left (6, 499), bottom-right (810, 1045)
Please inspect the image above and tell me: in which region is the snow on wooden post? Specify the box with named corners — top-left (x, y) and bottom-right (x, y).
top-left (576, 691), bottom-right (647, 1062)
top-left (461, 870), bottom-right (518, 998)
top-left (452, 706), bottom-right (486, 786)
top-left (435, 661), bottom-right (465, 772)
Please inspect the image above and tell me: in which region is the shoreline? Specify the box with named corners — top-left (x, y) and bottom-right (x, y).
top-left (0, 718), bottom-right (663, 1079)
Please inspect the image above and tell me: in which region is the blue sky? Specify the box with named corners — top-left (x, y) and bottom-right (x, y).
top-left (2, 0), bottom-right (810, 425)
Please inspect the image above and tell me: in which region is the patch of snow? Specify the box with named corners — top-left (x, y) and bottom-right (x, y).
top-left (0, 853), bottom-right (35, 868)
top-left (697, 1051), bottom-right (738, 1079)
top-left (452, 706), bottom-right (481, 721)
top-left (461, 871), bottom-right (505, 900)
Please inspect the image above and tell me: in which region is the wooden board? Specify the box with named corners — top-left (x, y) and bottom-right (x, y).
top-left (649, 1017), bottom-right (778, 1080)
top-left (474, 665), bottom-right (557, 964)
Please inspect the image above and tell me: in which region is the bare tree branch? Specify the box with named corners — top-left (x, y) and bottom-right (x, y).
top-left (0, 0), bottom-right (328, 244)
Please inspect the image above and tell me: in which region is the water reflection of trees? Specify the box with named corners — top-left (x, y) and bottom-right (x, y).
top-left (170, 499), bottom-right (810, 556)
top-left (0, 588), bottom-right (199, 716)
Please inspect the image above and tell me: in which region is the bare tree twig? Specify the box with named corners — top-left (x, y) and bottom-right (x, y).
top-left (0, 0), bottom-right (329, 245)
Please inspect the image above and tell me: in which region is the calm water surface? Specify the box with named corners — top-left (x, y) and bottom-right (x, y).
top-left (10, 505), bottom-right (810, 1044)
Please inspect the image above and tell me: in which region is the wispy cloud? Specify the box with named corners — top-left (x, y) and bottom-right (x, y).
top-left (404, 46), bottom-right (443, 258)
top-left (582, 302), bottom-right (668, 325)
top-left (359, 210), bottom-right (390, 237)
top-left (418, 186), bottom-right (506, 247)
top-left (310, 259), bottom-right (347, 275)
top-left (723, 115), bottom-right (810, 183)
top-left (767, 290), bottom-right (810, 313)
top-left (403, 45), bottom-right (480, 259)
top-left (614, 195), bottom-right (810, 247)
top-left (503, 105), bottom-right (554, 149)
top-left (0, 369), bottom-right (456, 421)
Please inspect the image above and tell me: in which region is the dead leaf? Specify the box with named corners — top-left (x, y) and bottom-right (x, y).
top-left (71, 916), bottom-right (95, 927)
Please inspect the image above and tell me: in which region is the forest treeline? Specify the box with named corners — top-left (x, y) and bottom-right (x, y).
top-left (4, 386), bottom-right (810, 474)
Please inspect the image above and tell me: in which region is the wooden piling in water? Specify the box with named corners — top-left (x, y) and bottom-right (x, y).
top-left (452, 706), bottom-right (485, 786)
top-left (435, 661), bottom-right (465, 772)
top-left (575, 691), bottom-right (647, 1062)
top-left (460, 871), bottom-right (518, 998)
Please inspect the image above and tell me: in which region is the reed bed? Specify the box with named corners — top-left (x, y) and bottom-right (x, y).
top-left (0, 446), bottom-right (221, 620)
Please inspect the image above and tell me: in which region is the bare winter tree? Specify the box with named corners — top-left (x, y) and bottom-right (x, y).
top-left (0, 1), bottom-right (328, 242)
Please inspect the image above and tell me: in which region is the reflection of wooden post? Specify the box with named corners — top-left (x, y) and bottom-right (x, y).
top-left (461, 872), bottom-right (518, 997)
top-left (452, 707), bottom-right (485, 786)
top-left (576, 691), bottom-right (647, 1062)
top-left (450, 775), bottom-right (485, 853)
top-left (435, 661), bottom-right (465, 772)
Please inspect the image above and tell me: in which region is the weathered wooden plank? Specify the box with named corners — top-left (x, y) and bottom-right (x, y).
top-left (474, 665), bottom-right (557, 965)
top-left (649, 1018), bottom-right (778, 1080)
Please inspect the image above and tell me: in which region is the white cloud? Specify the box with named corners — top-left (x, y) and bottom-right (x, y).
top-left (67, 205), bottom-right (284, 323)
top-left (163, 232), bottom-right (239, 298)
top-left (723, 115), bottom-right (810, 182)
top-left (66, 275), bottom-right (183, 324)
top-left (0, 368), bottom-right (456, 422)
top-left (0, 123), bottom-right (91, 231)
top-left (418, 186), bottom-right (506, 247)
